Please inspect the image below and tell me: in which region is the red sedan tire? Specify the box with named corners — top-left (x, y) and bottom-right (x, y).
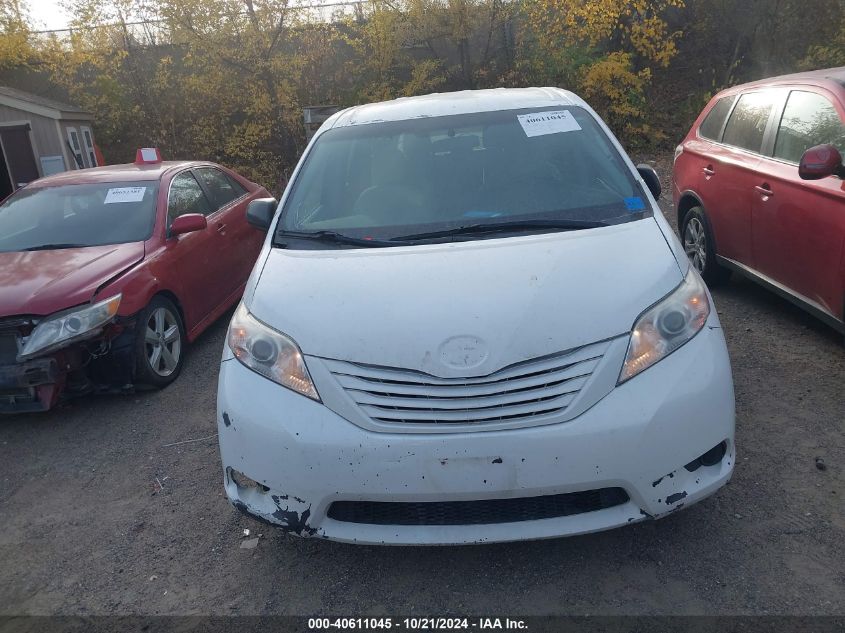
top-left (134, 295), bottom-right (186, 388)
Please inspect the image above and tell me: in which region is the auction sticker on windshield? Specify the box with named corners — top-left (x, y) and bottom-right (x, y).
top-left (104, 187), bottom-right (146, 204)
top-left (517, 110), bottom-right (581, 137)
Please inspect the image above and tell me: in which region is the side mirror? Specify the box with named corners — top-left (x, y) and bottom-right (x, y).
top-left (170, 213), bottom-right (207, 237)
top-left (247, 198), bottom-right (278, 232)
top-left (636, 164), bottom-right (662, 199)
top-left (799, 144), bottom-right (844, 180)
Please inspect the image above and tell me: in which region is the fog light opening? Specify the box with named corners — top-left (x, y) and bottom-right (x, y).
top-left (684, 441), bottom-right (728, 472)
top-left (227, 467), bottom-right (270, 492)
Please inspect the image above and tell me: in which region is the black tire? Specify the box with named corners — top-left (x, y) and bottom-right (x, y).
top-left (134, 295), bottom-right (186, 389)
top-left (680, 206), bottom-right (731, 286)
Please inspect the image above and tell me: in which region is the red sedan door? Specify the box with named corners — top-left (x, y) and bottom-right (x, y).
top-left (751, 89), bottom-right (845, 320)
top-left (193, 166), bottom-right (263, 294)
top-left (164, 170), bottom-right (232, 328)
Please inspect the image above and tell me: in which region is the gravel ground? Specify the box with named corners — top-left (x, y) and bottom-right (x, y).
top-left (1, 155), bottom-right (843, 616)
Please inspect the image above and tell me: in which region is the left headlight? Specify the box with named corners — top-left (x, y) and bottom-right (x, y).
top-left (619, 270), bottom-right (710, 383)
top-left (227, 303), bottom-right (319, 400)
top-left (19, 294), bottom-right (122, 361)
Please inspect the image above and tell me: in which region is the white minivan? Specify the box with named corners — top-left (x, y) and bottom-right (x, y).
top-left (218, 88), bottom-right (735, 545)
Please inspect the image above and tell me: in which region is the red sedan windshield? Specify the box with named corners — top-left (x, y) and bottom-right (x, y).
top-left (0, 180), bottom-right (159, 252)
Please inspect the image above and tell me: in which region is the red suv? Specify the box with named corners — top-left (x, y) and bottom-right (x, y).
top-left (673, 67), bottom-right (845, 335)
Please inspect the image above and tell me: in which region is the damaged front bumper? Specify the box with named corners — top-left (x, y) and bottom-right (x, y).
top-left (217, 323), bottom-right (735, 545)
top-left (0, 356), bottom-right (61, 413)
top-left (0, 319), bottom-right (136, 413)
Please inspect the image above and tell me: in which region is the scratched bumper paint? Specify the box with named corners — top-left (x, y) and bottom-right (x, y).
top-left (217, 323), bottom-right (734, 545)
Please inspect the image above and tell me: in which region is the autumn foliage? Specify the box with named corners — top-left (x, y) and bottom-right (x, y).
top-left (1, 0), bottom-right (841, 191)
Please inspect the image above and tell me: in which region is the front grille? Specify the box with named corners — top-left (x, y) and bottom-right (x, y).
top-left (327, 488), bottom-right (630, 525)
top-left (0, 335), bottom-right (19, 364)
top-left (324, 339), bottom-right (608, 427)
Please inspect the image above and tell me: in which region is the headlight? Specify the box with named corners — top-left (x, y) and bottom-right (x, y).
top-left (227, 303), bottom-right (319, 400)
top-left (619, 270), bottom-right (710, 383)
top-left (19, 294), bottom-right (122, 360)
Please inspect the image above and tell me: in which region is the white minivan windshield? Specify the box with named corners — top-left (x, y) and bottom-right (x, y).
top-left (277, 106), bottom-right (650, 246)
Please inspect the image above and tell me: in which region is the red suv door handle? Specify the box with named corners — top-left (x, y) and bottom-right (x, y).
top-left (703, 165), bottom-right (715, 177)
top-left (216, 222), bottom-right (227, 234)
top-left (755, 184), bottom-right (774, 198)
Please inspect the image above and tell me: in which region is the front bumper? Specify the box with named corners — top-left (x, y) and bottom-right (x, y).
top-left (217, 324), bottom-right (735, 545)
top-left (0, 321), bottom-right (136, 414)
top-left (0, 357), bottom-right (61, 413)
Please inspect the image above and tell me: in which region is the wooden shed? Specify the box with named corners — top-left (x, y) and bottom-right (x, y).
top-left (0, 86), bottom-right (98, 200)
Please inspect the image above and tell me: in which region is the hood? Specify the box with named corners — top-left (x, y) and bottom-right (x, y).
top-left (0, 242), bottom-right (145, 317)
top-left (249, 218), bottom-right (683, 378)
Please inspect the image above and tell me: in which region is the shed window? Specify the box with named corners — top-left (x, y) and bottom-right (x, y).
top-left (80, 126), bottom-right (97, 167)
top-left (66, 127), bottom-right (85, 168)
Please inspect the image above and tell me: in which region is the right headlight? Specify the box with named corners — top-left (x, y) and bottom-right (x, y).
top-left (227, 303), bottom-right (319, 400)
top-left (619, 269), bottom-right (710, 383)
top-left (19, 294), bottom-right (122, 361)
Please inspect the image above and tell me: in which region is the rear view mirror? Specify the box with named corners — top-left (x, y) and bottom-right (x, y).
top-left (169, 213), bottom-right (207, 237)
top-left (247, 198), bottom-right (278, 232)
top-left (799, 144), bottom-right (844, 180)
top-left (636, 164), bottom-right (661, 199)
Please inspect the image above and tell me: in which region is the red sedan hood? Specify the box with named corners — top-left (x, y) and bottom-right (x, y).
top-left (0, 242), bottom-right (145, 317)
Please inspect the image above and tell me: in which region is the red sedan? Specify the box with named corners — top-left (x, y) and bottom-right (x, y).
top-left (673, 67), bottom-right (845, 335)
top-left (0, 153), bottom-right (270, 412)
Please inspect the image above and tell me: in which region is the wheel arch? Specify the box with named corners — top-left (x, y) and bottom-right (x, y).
top-left (677, 191), bottom-right (704, 228)
top-left (677, 192), bottom-right (723, 257)
top-left (150, 290), bottom-right (187, 330)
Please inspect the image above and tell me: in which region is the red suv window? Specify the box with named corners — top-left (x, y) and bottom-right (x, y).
top-left (722, 92), bottom-right (775, 153)
top-left (774, 91), bottom-right (845, 163)
top-left (699, 96), bottom-right (736, 141)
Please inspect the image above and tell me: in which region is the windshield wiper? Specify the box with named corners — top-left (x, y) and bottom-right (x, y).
top-left (393, 218), bottom-right (608, 242)
top-left (275, 230), bottom-right (403, 248)
top-left (22, 243), bottom-right (88, 251)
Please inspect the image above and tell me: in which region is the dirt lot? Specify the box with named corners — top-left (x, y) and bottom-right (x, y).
top-left (1, 159), bottom-right (843, 616)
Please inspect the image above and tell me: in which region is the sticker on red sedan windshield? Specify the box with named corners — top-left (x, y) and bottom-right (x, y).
top-left (104, 187), bottom-right (146, 204)
top-left (517, 110), bottom-right (582, 137)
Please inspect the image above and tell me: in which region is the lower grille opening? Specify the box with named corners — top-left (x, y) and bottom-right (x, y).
top-left (0, 388), bottom-right (36, 404)
top-left (0, 335), bottom-right (19, 364)
top-left (0, 387), bottom-right (44, 413)
top-left (327, 487), bottom-right (629, 526)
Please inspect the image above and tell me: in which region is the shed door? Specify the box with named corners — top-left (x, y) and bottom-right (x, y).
top-left (0, 124), bottom-right (40, 188)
